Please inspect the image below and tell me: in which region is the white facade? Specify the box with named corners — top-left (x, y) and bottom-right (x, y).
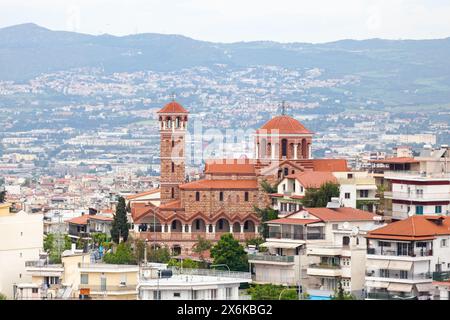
top-left (138, 269), bottom-right (251, 300)
top-left (0, 203), bottom-right (43, 298)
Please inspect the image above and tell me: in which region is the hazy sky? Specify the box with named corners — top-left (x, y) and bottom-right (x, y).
top-left (1, 0), bottom-right (450, 43)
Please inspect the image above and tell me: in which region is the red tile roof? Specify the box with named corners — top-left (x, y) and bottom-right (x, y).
top-left (157, 101), bottom-right (188, 114)
top-left (286, 171), bottom-right (337, 188)
top-left (370, 157), bottom-right (419, 164)
top-left (204, 159), bottom-right (256, 175)
top-left (126, 189), bottom-right (160, 200)
top-left (310, 159), bottom-right (349, 172)
top-left (366, 215), bottom-right (450, 241)
top-left (266, 218), bottom-right (319, 225)
top-left (306, 207), bottom-right (377, 222)
top-left (257, 115), bottom-right (312, 134)
top-left (179, 179), bottom-right (258, 190)
top-left (66, 214), bottom-right (112, 225)
top-left (159, 199), bottom-right (182, 210)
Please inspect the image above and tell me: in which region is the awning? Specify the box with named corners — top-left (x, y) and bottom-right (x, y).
top-left (260, 242), bottom-right (303, 249)
top-left (366, 259), bottom-right (389, 269)
top-left (365, 281), bottom-right (389, 288)
top-left (388, 260), bottom-right (412, 270)
top-left (415, 283), bottom-right (433, 292)
top-left (388, 283), bottom-right (413, 292)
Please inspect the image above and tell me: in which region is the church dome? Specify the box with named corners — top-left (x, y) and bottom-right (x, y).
top-left (257, 115), bottom-right (311, 134)
top-left (157, 101), bottom-right (188, 114)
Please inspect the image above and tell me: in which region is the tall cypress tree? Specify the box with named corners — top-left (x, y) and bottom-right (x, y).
top-left (111, 196), bottom-right (129, 244)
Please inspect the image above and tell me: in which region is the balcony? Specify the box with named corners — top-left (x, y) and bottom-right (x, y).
top-left (366, 271), bottom-right (432, 281)
top-left (433, 271), bottom-right (450, 282)
top-left (268, 232), bottom-right (324, 241)
top-left (307, 263), bottom-right (342, 277)
top-left (367, 248), bottom-right (433, 258)
top-left (366, 292), bottom-right (416, 300)
top-left (385, 191), bottom-right (449, 202)
top-left (308, 245), bottom-right (342, 256)
top-left (248, 254), bottom-right (295, 264)
top-left (78, 284), bottom-right (137, 293)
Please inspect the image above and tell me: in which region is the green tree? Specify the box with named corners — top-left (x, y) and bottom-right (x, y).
top-left (301, 182), bottom-right (340, 208)
top-left (253, 206), bottom-right (278, 239)
top-left (248, 284), bottom-right (297, 300)
top-left (91, 233), bottom-right (108, 247)
top-left (110, 196), bottom-right (129, 243)
top-left (210, 233), bottom-right (248, 272)
top-left (103, 242), bottom-right (136, 264)
top-left (167, 258), bottom-right (200, 269)
top-left (245, 237), bottom-right (266, 249)
top-left (331, 281), bottom-right (356, 300)
top-left (148, 246), bottom-right (171, 263)
top-left (193, 236), bottom-right (212, 264)
top-left (260, 180), bottom-right (277, 194)
top-left (0, 292), bottom-right (7, 300)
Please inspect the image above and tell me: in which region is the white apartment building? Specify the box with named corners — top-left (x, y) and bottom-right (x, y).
top-left (365, 215), bottom-right (450, 300)
top-left (0, 202), bottom-right (43, 299)
top-left (248, 206), bottom-right (384, 299)
top-left (272, 171), bottom-right (379, 217)
top-left (138, 268), bottom-right (251, 300)
top-left (373, 146), bottom-right (450, 220)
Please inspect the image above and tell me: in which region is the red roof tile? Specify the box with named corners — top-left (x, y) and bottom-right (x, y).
top-left (286, 171), bottom-right (337, 188)
top-left (204, 159), bottom-right (256, 175)
top-left (366, 215), bottom-right (450, 241)
top-left (157, 101), bottom-right (188, 114)
top-left (257, 115), bottom-right (312, 134)
top-left (179, 179), bottom-right (258, 190)
top-left (126, 189), bottom-right (160, 200)
top-left (306, 207), bottom-right (377, 222)
top-left (266, 218), bottom-right (319, 225)
top-left (310, 159), bottom-right (349, 172)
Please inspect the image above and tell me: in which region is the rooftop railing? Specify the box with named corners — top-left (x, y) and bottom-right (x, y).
top-left (248, 254), bottom-right (295, 263)
top-left (168, 267), bottom-right (252, 280)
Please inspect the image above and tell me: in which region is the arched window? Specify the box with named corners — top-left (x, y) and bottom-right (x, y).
top-left (171, 187), bottom-right (174, 199)
top-left (219, 219), bottom-right (223, 229)
top-left (244, 221), bottom-right (249, 230)
top-left (219, 191), bottom-right (224, 202)
top-left (171, 220), bottom-right (177, 229)
top-left (281, 139), bottom-right (288, 157)
top-left (195, 192), bottom-right (200, 201)
top-left (172, 139), bottom-right (175, 148)
top-left (171, 162), bottom-right (175, 173)
top-left (244, 192), bottom-right (249, 202)
top-left (284, 167), bottom-right (289, 176)
top-left (196, 219), bottom-right (200, 229)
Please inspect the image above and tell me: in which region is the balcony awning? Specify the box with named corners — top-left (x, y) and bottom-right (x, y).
top-left (388, 260), bottom-right (412, 270)
top-left (366, 259), bottom-right (389, 269)
top-left (260, 242), bottom-right (302, 249)
top-left (388, 283), bottom-right (413, 292)
top-left (415, 283), bottom-right (433, 292)
top-left (365, 280), bottom-right (389, 288)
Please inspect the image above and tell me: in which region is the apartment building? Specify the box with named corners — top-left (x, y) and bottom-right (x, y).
top-left (138, 268), bottom-right (251, 300)
top-left (15, 248), bottom-right (138, 300)
top-left (0, 202), bottom-right (43, 299)
top-left (248, 206), bottom-right (383, 298)
top-left (371, 145), bottom-right (450, 221)
top-left (272, 171), bottom-right (379, 217)
top-left (365, 215), bottom-right (450, 300)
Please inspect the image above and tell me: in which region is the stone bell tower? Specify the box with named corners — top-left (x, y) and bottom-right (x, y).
top-left (157, 100), bottom-right (188, 204)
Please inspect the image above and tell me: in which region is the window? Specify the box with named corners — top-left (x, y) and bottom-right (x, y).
top-left (192, 290), bottom-right (198, 300)
top-left (441, 239), bottom-right (448, 248)
top-left (174, 292), bottom-right (181, 297)
top-left (153, 291), bottom-right (161, 300)
top-left (80, 274), bottom-right (88, 285)
top-left (244, 192), bottom-right (249, 202)
top-left (400, 271), bottom-right (408, 279)
top-left (32, 288), bottom-right (38, 294)
top-left (195, 192), bottom-right (200, 201)
top-left (436, 206), bottom-right (442, 214)
top-left (171, 162), bottom-right (175, 173)
top-left (284, 168), bottom-right (289, 176)
top-left (226, 287), bottom-right (232, 300)
top-left (347, 173), bottom-right (353, 179)
top-left (281, 139), bottom-right (288, 157)
top-left (210, 289), bottom-right (217, 300)
top-left (379, 241), bottom-right (391, 247)
top-left (416, 189), bottom-right (424, 198)
top-left (332, 224), bottom-right (339, 230)
top-left (283, 184), bottom-right (286, 191)
top-left (380, 269), bottom-right (390, 278)
top-left (219, 191), bottom-right (224, 201)
top-left (219, 219), bottom-right (224, 229)
top-left (196, 220), bottom-right (200, 229)
top-left (171, 187), bottom-right (174, 199)
top-left (345, 193), bottom-right (351, 199)
top-left (172, 140), bottom-right (175, 147)
top-left (359, 190), bottom-right (369, 198)
top-left (300, 186), bottom-right (304, 193)
top-left (416, 206), bottom-right (424, 215)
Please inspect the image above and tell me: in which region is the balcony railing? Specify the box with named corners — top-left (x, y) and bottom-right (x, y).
top-left (309, 263), bottom-right (341, 269)
top-left (367, 292), bottom-right (416, 300)
top-left (366, 271), bottom-right (432, 280)
top-left (268, 232), bottom-right (325, 240)
top-left (248, 254), bottom-right (295, 263)
top-left (433, 271), bottom-right (450, 282)
top-left (79, 284), bottom-right (137, 292)
top-left (367, 248), bottom-right (433, 257)
top-left (168, 267), bottom-right (252, 280)
top-left (25, 261), bottom-right (63, 268)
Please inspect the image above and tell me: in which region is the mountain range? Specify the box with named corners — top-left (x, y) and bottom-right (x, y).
top-left (1, 23), bottom-right (450, 106)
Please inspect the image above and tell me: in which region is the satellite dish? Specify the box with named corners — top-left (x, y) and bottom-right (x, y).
top-left (351, 226), bottom-right (359, 236)
top-left (143, 270), bottom-right (151, 279)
